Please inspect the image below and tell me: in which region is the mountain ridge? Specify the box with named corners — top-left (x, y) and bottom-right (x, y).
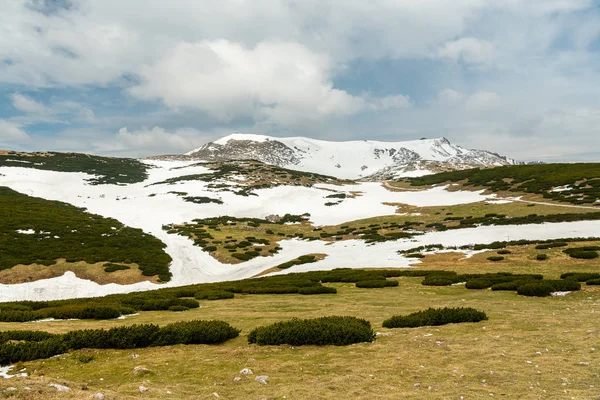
top-left (185, 133), bottom-right (520, 180)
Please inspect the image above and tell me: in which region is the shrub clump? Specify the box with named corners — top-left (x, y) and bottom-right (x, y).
top-left (248, 316), bottom-right (374, 346)
top-left (297, 286), bottom-right (337, 295)
top-left (516, 282), bottom-right (555, 297)
top-left (487, 256), bottom-right (505, 262)
top-left (465, 279), bottom-right (493, 289)
top-left (382, 307), bottom-right (488, 328)
top-left (536, 254), bottom-right (548, 261)
top-left (194, 291), bottom-right (235, 300)
top-left (0, 320), bottom-right (239, 364)
top-left (355, 280), bottom-right (399, 288)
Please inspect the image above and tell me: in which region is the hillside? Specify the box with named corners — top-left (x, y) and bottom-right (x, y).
top-left (1, 152), bottom-right (600, 301)
top-left (185, 133), bottom-right (519, 180)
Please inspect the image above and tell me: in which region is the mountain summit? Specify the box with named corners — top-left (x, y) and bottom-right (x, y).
top-left (186, 133), bottom-right (518, 179)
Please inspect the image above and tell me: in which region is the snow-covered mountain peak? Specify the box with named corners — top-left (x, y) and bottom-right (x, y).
top-left (186, 134), bottom-right (519, 180)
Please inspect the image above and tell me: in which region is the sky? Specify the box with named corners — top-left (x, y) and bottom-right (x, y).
top-left (0, 0), bottom-right (599, 161)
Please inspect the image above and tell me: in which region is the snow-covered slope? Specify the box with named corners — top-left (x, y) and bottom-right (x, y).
top-left (186, 133), bottom-right (519, 179)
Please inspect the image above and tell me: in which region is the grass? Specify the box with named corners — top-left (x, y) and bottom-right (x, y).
top-left (165, 199), bottom-right (600, 265)
top-left (404, 240), bottom-right (600, 278)
top-left (0, 187), bottom-right (172, 282)
top-left (0, 151), bottom-right (149, 185)
top-left (0, 275), bottom-right (598, 399)
top-left (0, 259), bottom-right (154, 285)
top-left (406, 163), bottom-right (600, 206)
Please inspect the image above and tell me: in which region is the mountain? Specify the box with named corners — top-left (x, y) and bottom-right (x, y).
top-left (185, 133), bottom-right (520, 180)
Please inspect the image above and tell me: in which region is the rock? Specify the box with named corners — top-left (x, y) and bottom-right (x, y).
top-left (131, 354), bottom-right (140, 359)
top-left (139, 386), bottom-right (148, 393)
top-left (247, 358), bottom-right (256, 362)
top-left (48, 383), bottom-right (70, 392)
top-left (239, 368), bottom-right (253, 375)
top-left (265, 214), bottom-right (281, 223)
top-left (92, 393), bottom-right (105, 400)
top-left (255, 375), bottom-right (269, 384)
top-left (5, 387), bottom-right (16, 392)
top-left (212, 393), bottom-right (220, 398)
top-left (133, 366), bottom-right (152, 376)
top-left (233, 377), bottom-right (241, 382)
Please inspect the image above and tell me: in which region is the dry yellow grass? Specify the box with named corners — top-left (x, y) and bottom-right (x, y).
top-left (0, 259), bottom-right (158, 285)
top-left (0, 271), bottom-right (598, 399)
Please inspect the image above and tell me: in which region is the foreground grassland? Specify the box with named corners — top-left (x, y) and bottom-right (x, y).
top-left (0, 187), bottom-right (172, 282)
top-left (0, 274), bottom-right (598, 399)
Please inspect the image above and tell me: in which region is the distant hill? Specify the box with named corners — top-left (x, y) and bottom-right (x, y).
top-left (184, 133), bottom-right (520, 180)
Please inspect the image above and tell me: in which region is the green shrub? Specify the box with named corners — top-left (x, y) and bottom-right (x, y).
top-left (298, 286), bottom-right (337, 295)
top-left (491, 280), bottom-right (535, 291)
top-left (355, 280), bottom-right (399, 288)
top-left (536, 254), bottom-right (548, 261)
top-left (103, 263), bottom-right (131, 272)
top-left (194, 291), bottom-right (235, 300)
top-left (405, 253), bottom-right (425, 258)
top-left (465, 279), bottom-right (493, 289)
top-left (545, 279), bottom-right (581, 291)
top-left (487, 256), bottom-right (505, 262)
top-left (560, 272), bottom-right (600, 281)
top-left (0, 320), bottom-right (239, 364)
top-left (565, 250), bottom-right (598, 259)
top-left (382, 307), bottom-right (487, 328)
top-left (248, 316), bottom-right (374, 346)
top-left (517, 283), bottom-right (554, 297)
top-left (497, 249), bottom-right (511, 255)
top-left (586, 278), bottom-right (600, 285)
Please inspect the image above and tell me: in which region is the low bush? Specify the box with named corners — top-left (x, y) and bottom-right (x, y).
top-left (298, 286), bottom-right (337, 295)
top-left (536, 254), bottom-right (548, 261)
top-left (355, 280), bottom-right (399, 288)
top-left (491, 280), bottom-right (536, 291)
top-left (487, 256), bottom-right (505, 262)
top-left (103, 263), bottom-right (131, 272)
top-left (516, 283), bottom-right (554, 297)
top-left (560, 272), bottom-right (600, 281)
top-left (545, 279), bottom-right (581, 291)
top-left (497, 249), bottom-right (511, 255)
top-left (382, 307), bottom-right (487, 328)
top-left (565, 250), bottom-right (598, 259)
top-left (586, 278), bottom-right (600, 285)
top-left (405, 253), bottom-right (425, 258)
top-left (465, 279), bottom-right (493, 289)
top-left (248, 316), bottom-right (374, 346)
top-left (0, 320), bottom-right (239, 364)
top-left (194, 291), bottom-right (235, 300)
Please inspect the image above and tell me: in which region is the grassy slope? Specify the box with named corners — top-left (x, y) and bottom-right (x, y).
top-left (406, 163), bottom-right (600, 206)
top-left (0, 151), bottom-right (149, 185)
top-left (0, 187), bottom-right (172, 283)
top-left (0, 274), bottom-right (597, 399)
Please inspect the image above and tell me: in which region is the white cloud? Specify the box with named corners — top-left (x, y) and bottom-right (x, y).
top-left (91, 126), bottom-right (212, 156)
top-left (10, 93), bottom-right (47, 114)
top-left (0, 120), bottom-right (30, 144)
top-left (130, 40), bottom-right (405, 125)
top-left (437, 37), bottom-right (496, 65)
top-left (436, 89), bottom-right (465, 105)
top-left (465, 91), bottom-right (501, 112)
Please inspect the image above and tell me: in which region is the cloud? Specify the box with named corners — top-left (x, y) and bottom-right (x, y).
top-left (130, 40), bottom-right (408, 125)
top-left (91, 126), bottom-right (213, 156)
top-left (10, 93), bottom-right (47, 114)
top-left (437, 37), bottom-right (496, 66)
top-left (0, 120), bottom-right (30, 145)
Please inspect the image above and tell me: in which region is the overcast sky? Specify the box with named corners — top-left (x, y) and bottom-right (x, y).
top-left (0, 0), bottom-right (599, 160)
